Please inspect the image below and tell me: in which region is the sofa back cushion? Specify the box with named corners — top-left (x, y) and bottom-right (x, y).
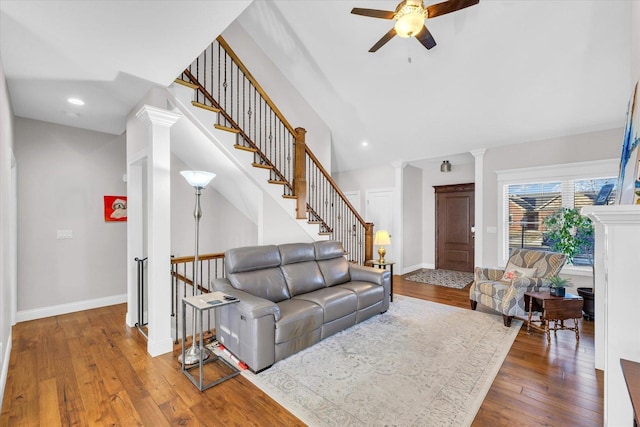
top-left (279, 243), bottom-right (326, 296)
top-left (507, 248), bottom-right (567, 278)
top-left (225, 245), bottom-right (290, 302)
top-left (314, 241), bottom-right (350, 286)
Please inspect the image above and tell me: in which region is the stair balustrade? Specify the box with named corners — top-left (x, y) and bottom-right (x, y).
top-left (178, 36), bottom-right (374, 263)
top-left (170, 253), bottom-right (225, 343)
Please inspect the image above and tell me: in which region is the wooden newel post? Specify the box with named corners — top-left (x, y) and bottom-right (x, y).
top-left (365, 222), bottom-right (374, 263)
top-left (294, 127), bottom-right (307, 220)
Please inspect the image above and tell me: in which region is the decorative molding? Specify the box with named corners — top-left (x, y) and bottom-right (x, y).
top-left (582, 205), bottom-right (640, 224)
top-left (496, 158), bottom-right (618, 183)
top-left (470, 149), bottom-right (486, 158)
top-left (135, 105), bottom-right (181, 128)
top-left (15, 294), bottom-right (127, 323)
top-left (391, 160), bottom-right (407, 169)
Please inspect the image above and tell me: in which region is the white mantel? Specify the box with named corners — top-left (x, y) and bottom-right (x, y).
top-left (582, 205), bottom-right (640, 427)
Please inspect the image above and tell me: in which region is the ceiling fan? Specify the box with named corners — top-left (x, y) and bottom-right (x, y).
top-left (351, 0), bottom-right (479, 52)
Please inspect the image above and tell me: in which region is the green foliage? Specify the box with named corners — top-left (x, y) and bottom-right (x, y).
top-left (542, 207), bottom-right (594, 264)
top-left (548, 275), bottom-right (571, 288)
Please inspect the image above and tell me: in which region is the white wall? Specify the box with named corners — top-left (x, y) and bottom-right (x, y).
top-left (222, 21), bottom-right (333, 170)
top-left (414, 156), bottom-right (476, 270)
top-left (14, 118), bottom-right (127, 315)
top-left (0, 56), bottom-right (16, 408)
top-left (170, 154), bottom-right (257, 257)
top-left (333, 164), bottom-right (395, 216)
top-left (402, 165), bottom-right (423, 271)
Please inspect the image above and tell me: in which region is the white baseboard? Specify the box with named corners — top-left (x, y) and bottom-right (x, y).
top-left (0, 333), bottom-right (11, 410)
top-left (401, 263), bottom-right (434, 275)
top-left (15, 294), bottom-right (127, 323)
top-left (147, 337), bottom-right (174, 357)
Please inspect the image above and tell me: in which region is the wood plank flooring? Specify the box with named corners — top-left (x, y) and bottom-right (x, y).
top-left (1, 274), bottom-right (603, 426)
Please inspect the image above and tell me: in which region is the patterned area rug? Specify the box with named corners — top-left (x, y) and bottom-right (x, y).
top-left (235, 296), bottom-right (521, 427)
top-left (405, 268), bottom-right (474, 289)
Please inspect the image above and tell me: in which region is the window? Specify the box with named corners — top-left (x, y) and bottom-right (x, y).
top-left (496, 159), bottom-right (618, 271)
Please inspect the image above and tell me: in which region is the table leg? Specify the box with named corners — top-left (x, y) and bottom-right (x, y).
top-left (546, 320), bottom-right (551, 345)
top-left (527, 296), bottom-right (533, 334)
top-left (574, 318), bottom-right (580, 342)
top-left (389, 264), bottom-right (394, 302)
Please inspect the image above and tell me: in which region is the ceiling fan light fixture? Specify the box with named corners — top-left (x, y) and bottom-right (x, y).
top-left (394, 2), bottom-right (426, 38)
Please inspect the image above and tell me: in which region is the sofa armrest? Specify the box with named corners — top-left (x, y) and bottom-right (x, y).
top-left (475, 266), bottom-right (504, 281)
top-left (349, 264), bottom-right (388, 286)
top-left (212, 278), bottom-right (281, 321)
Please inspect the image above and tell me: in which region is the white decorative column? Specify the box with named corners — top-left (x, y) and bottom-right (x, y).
top-left (134, 105), bottom-right (181, 357)
top-left (391, 161), bottom-right (407, 273)
top-left (470, 149), bottom-right (486, 268)
top-left (582, 205), bottom-right (640, 427)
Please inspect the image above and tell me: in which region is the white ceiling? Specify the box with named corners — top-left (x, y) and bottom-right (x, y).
top-left (0, 0), bottom-right (633, 172)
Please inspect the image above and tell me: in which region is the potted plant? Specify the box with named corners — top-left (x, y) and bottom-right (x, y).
top-left (543, 207), bottom-right (595, 317)
top-left (548, 275), bottom-right (570, 297)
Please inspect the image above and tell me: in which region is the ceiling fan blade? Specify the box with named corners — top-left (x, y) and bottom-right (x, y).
top-left (351, 8), bottom-right (395, 19)
top-left (369, 28), bottom-right (397, 52)
top-left (427, 0), bottom-right (479, 19)
top-left (416, 26), bottom-right (437, 49)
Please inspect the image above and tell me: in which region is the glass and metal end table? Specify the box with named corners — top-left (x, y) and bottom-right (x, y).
top-left (181, 291), bottom-right (240, 391)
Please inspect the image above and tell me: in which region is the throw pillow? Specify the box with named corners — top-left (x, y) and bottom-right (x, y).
top-left (502, 262), bottom-right (537, 281)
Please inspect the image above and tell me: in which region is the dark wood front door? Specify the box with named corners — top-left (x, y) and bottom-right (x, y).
top-left (434, 183), bottom-right (475, 272)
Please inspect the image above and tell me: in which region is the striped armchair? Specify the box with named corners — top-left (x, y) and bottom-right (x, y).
top-left (469, 248), bottom-right (567, 326)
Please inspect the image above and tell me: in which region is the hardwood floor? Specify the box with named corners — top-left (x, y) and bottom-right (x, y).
top-left (1, 274), bottom-right (603, 426)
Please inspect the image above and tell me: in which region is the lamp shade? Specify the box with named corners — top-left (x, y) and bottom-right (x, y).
top-left (394, 1), bottom-right (426, 38)
top-left (374, 230), bottom-right (391, 246)
top-left (180, 170), bottom-right (216, 188)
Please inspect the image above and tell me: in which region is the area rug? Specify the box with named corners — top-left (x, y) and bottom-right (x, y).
top-left (236, 296), bottom-right (521, 427)
top-left (405, 268), bottom-right (474, 289)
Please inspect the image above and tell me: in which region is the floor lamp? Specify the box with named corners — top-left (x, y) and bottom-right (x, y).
top-left (178, 170), bottom-right (216, 366)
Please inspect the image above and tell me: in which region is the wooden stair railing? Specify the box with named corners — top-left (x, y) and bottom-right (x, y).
top-left (178, 36), bottom-right (373, 264)
top-left (170, 252), bottom-right (225, 343)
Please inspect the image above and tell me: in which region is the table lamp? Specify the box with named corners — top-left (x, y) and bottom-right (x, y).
top-left (374, 230), bottom-right (391, 263)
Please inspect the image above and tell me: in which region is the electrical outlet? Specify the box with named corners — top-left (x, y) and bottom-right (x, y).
top-left (56, 230), bottom-right (73, 239)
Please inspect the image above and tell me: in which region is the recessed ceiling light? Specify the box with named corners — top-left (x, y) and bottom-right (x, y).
top-left (361, 141), bottom-right (369, 147)
top-left (67, 98), bottom-right (84, 106)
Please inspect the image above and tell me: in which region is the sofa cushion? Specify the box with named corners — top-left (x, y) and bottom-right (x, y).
top-left (228, 268), bottom-right (290, 303)
top-left (507, 248), bottom-right (566, 278)
top-left (281, 262), bottom-right (326, 296)
top-left (317, 257), bottom-right (351, 286)
top-left (225, 245), bottom-right (281, 273)
top-left (313, 240), bottom-right (345, 260)
top-left (502, 262), bottom-right (537, 281)
top-left (294, 287), bottom-right (357, 323)
top-left (279, 243), bottom-right (316, 264)
top-left (336, 281), bottom-right (384, 310)
top-left (275, 299), bottom-right (323, 344)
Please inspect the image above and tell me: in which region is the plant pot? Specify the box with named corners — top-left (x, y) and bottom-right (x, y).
top-left (577, 287), bottom-right (594, 320)
top-left (550, 287), bottom-right (565, 297)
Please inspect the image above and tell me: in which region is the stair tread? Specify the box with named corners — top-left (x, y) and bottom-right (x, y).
top-left (268, 180), bottom-right (288, 185)
top-left (192, 101), bottom-right (221, 113)
top-left (174, 78), bottom-right (198, 89)
top-left (234, 144), bottom-right (257, 153)
top-left (252, 163), bottom-right (273, 170)
top-left (214, 124), bottom-right (240, 134)
top-left (282, 195), bottom-right (297, 199)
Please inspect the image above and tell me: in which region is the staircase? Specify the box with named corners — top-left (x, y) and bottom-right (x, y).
top-left (171, 36), bottom-right (373, 264)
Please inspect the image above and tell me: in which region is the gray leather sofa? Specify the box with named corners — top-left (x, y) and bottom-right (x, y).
top-left (212, 241), bottom-right (391, 372)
